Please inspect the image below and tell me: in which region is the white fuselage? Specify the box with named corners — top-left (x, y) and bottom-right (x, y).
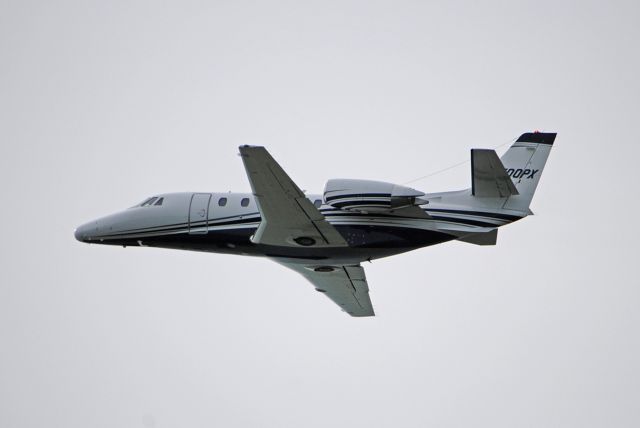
top-left (74, 190), bottom-right (525, 265)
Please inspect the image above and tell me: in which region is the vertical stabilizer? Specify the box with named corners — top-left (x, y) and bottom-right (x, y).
top-left (500, 132), bottom-right (555, 211)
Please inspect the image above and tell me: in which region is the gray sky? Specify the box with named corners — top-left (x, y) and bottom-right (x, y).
top-left (1, 1), bottom-right (639, 427)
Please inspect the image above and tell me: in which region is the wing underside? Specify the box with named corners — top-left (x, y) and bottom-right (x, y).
top-left (278, 262), bottom-right (375, 317)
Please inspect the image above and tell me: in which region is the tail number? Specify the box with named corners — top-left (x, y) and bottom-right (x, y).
top-left (506, 168), bottom-right (538, 179)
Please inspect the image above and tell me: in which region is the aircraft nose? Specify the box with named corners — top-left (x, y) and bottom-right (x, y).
top-left (74, 221), bottom-right (97, 242)
top-left (74, 225), bottom-right (87, 242)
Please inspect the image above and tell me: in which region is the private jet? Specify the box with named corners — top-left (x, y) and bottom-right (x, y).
top-left (75, 132), bottom-right (555, 316)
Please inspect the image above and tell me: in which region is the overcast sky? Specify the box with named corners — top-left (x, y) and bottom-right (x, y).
top-left (2, 1), bottom-right (639, 427)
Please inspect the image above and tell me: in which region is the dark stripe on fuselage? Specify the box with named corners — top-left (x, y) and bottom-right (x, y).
top-left (325, 212), bottom-right (502, 228)
top-left (323, 208), bottom-right (520, 223)
top-left (98, 213), bottom-right (261, 237)
top-left (206, 216), bottom-right (261, 227)
top-left (329, 200), bottom-right (391, 209)
top-left (428, 216), bottom-right (499, 228)
top-left (425, 208), bottom-right (522, 221)
top-left (324, 193), bottom-right (391, 202)
top-left (104, 222), bottom-right (189, 237)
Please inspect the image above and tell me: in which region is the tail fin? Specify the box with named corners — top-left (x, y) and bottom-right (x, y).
top-left (500, 132), bottom-right (556, 211)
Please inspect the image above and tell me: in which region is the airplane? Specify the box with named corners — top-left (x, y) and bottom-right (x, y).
top-left (75, 132), bottom-right (555, 317)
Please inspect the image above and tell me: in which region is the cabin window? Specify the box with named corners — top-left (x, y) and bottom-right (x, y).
top-left (154, 198), bottom-right (164, 206)
top-left (218, 197), bottom-right (227, 207)
top-left (314, 199), bottom-right (322, 208)
top-left (241, 198), bottom-right (250, 207)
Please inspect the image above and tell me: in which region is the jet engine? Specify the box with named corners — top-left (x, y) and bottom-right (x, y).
top-left (323, 179), bottom-right (427, 214)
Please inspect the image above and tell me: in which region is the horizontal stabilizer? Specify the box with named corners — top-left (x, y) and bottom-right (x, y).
top-left (457, 229), bottom-right (498, 246)
top-left (471, 149), bottom-right (519, 197)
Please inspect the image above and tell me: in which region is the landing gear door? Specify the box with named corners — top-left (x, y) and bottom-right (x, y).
top-left (189, 193), bottom-right (211, 234)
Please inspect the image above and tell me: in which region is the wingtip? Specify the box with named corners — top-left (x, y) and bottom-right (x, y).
top-left (347, 309), bottom-right (376, 317)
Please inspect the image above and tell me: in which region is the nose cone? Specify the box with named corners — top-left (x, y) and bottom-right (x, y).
top-left (74, 221), bottom-right (97, 243)
top-left (74, 224), bottom-right (87, 242)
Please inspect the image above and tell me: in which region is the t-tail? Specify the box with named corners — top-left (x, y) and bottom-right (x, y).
top-left (470, 132), bottom-right (556, 213)
top-left (499, 132), bottom-right (555, 211)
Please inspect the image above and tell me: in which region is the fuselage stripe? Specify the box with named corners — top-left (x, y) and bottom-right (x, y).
top-left (94, 207), bottom-right (520, 240)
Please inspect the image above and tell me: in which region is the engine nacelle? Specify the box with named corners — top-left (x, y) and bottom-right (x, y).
top-left (323, 179), bottom-right (426, 213)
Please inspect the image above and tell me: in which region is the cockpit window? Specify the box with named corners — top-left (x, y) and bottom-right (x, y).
top-left (134, 197), bottom-right (161, 208)
top-left (139, 197), bottom-right (157, 207)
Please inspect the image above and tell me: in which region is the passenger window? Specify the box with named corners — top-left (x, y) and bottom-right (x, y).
top-left (218, 197), bottom-right (227, 207)
top-left (241, 198), bottom-right (250, 207)
top-left (314, 199), bottom-right (322, 208)
top-left (154, 198), bottom-right (164, 206)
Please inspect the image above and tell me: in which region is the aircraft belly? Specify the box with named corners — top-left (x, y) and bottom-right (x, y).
top-left (96, 223), bottom-right (455, 264)
top-left (260, 224), bottom-right (453, 263)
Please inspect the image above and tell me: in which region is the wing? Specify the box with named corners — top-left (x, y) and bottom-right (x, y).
top-left (278, 262), bottom-right (375, 317)
top-left (471, 149), bottom-right (519, 197)
top-left (239, 146), bottom-right (348, 247)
